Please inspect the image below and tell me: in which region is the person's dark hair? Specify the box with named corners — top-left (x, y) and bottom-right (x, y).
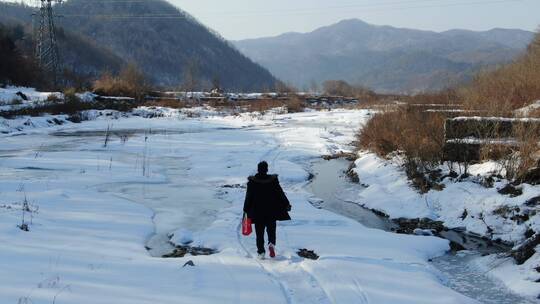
top-left (257, 161), bottom-right (268, 174)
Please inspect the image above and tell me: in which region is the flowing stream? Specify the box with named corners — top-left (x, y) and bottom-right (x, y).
top-left (308, 158), bottom-right (536, 304)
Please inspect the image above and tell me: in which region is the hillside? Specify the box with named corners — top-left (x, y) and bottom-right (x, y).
top-left (0, 19), bottom-right (124, 88)
top-left (234, 19), bottom-right (534, 93)
top-left (0, 0), bottom-right (278, 91)
top-left (462, 31), bottom-right (540, 114)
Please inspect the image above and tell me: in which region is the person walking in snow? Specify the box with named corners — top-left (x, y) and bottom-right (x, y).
top-left (243, 161), bottom-right (292, 259)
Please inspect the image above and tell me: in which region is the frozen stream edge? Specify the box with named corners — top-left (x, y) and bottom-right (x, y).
top-left (309, 158), bottom-right (536, 304)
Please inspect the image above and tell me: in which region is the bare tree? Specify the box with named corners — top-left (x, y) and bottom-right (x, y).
top-left (180, 57), bottom-right (201, 102)
top-left (274, 81), bottom-right (297, 94)
top-left (309, 80), bottom-right (320, 95)
top-left (211, 75), bottom-right (222, 94)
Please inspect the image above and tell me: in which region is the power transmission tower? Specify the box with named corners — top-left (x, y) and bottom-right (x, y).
top-left (33, 0), bottom-right (62, 86)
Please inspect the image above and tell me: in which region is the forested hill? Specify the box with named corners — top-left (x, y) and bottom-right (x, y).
top-left (0, 0), bottom-right (278, 91)
top-left (0, 4), bottom-right (124, 87)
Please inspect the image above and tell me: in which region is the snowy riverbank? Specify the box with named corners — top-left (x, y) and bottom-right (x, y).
top-left (352, 152), bottom-right (540, 299)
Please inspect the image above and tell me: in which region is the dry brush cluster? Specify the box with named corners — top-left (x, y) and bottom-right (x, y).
top-left (357, 106), bottom-right (446, 172)
top-left (461, 32), bottom-right (540, 116)
top-left (93, 64), bottom-right (149, 100)
top-left (357, 32), bottom-right (540, 182)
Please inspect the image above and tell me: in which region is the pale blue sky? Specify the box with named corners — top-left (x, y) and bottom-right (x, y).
top-left (170, 0), bottom-right (539, 40)
top-left (11, 0), bottom-right (539, 39)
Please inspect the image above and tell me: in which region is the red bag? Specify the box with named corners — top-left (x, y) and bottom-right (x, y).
top-left (242, 214), bottom-right (253, 236)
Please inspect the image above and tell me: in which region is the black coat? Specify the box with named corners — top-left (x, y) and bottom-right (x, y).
top-left (243, 174), bottom-right (291, 223)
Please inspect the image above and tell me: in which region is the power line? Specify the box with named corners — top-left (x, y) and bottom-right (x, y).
top-left (179, 0), bottom-right (498, 15)
top-left (198, 0), bottom-right (526, 18)
top-left (54, 0), bottom-right (525, 20)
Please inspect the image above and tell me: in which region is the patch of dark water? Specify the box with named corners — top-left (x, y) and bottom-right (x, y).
top-left (51, 129), bottom-right (201, 137)
top-left (51, 126), bottom-right (240, 138)
top-left (309, 158), bottom-right (395, 231)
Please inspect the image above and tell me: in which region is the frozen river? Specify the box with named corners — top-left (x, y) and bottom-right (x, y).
top-left (1, 110), bottom-right (535, 303)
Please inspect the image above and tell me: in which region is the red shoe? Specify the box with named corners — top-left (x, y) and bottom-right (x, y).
top-left (268, 243), bottom-right (276, 258)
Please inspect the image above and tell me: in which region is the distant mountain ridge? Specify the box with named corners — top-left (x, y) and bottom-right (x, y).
top-left (234, 19), bottom-right (535, 93)
top-left (0, 0), bottom-right (278, 91)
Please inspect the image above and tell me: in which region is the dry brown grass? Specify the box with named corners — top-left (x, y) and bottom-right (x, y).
top-left (480, 123), bottom-right (540, 180)
top-left (93, 64), bottom-right (148, 100)
top-left (357, 32), bottom-right (540, 181)
top-left (454, 32), bottom-right (540, 178)
top-left (401, 89), bottom-right (459, 105)
top-left (215, 97), bottom-right (306, 114)
top-left (143, 98), bottom-right (187, 109)
top-left (284, 96), bottom-right (306, 113)
top-left (357, 106), bottom-right (446, 171)
top-left (322, 80), bottom-right (376, 100)
top-left (461, 32), bottom-right (540, 116)
top-left (247, 99), bottom-right (285, 113)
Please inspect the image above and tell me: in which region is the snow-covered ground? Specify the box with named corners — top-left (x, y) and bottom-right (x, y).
top-left (352, 152), bottom-right (540, 299)
top-left (0, 86), bottom-right (63, 111)
top-left (0, 108), bottom-right (484, 303)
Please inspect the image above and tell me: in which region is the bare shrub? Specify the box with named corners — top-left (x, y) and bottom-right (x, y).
top-left (401, 89), bottom-right (459, 105)
top-left (59, 88), bottom-right (84, 113)
top-left (357, 32), bottom-right (540, 184)
top-left (0, 24), bottom-right (46, 88)
top-left (511, 123), bottom-right (540, 179)
top-left (93, 64), bottom-right (148, 100)
top-left (47, 94), bottom-right (62, 103)
top-left (284, 96), bottom-right (306, 113)
top-left (480, 143), bottom-right (514, 164)
top-left (274, 81), bottom-right (297, 94)
top-left (357, 110), bottom-right (401, 156)
top-left (322, 79), bottom-right (376, 101)
top-left (461, 32), bottom-right (540, 115)
top-left (248, 99), bottom-right (284, 113)
top-left (478, 122), bottom-right (540, 180)
top-left (144, 98), bottom-right (187, 109)
top-left (358, 106), bottom-right (445, 171)
top-left (180, 57), bottom-right (201, 100)
top-left (10, 98), bottom-right (22, 105)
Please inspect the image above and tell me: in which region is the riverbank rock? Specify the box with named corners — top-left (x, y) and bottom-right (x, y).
top-left (394, 218), bottom-right (445, 234)
top-left (308, 198), bottom-right (324, 209)
top-left (221, 184), bottom-right (245, 189)
top-left (497, 184), bottom-right (523, 197)
top-left (163, 246), bottom-right (188, 258)
top-left (493, 206), bottom-right (530, 225)
top-left (449, 241), bottom-right (466, 252)
top-left (405, 167), bottom-right (445, 194)
top-left (346, 163), bottom-right (360, 183)
top-left (322, 152), bottom-right (357, 161)
top-left (517, 167), bottom-right (540, 185)
top-left (525, 196), bottom-right (540, 207)
top-left (512, 234), bottom-right (540, 265)
top-left (163, 245), bottom-right (217, 258)
top-left (183, 260), bottom-right (195, 267)
top-left (297, 248), bottom-right (319, 260)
